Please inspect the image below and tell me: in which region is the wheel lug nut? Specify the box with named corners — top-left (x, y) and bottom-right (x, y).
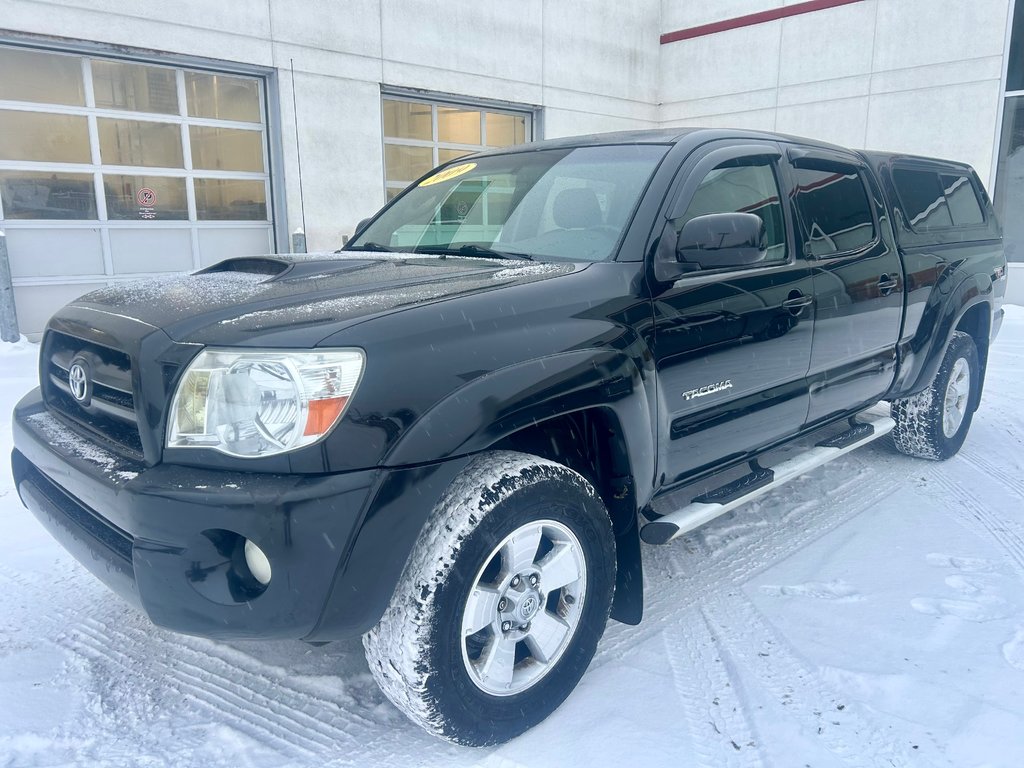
top-left (510, 575), bottom-right (521, 588)
top-left (501, 620), bottom-right (513, 632)
top-left (521, 622), bottom-right (531, 632)
top-left (528, 574), bottom-right (539, 587)
top-left (497, 597), bottom-right (508, 612)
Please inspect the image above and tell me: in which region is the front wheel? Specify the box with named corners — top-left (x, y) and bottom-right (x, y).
top-left (363, 451), bottom-right (616, 746)
top-left (891, 330), bottom-right (980, 460)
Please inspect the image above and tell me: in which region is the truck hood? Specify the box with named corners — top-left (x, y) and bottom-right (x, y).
top-left (67, 252), bottom-right (582, 347)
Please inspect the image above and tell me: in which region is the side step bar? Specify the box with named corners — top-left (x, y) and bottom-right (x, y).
top-left (640, 413), bottom-right (896, 545)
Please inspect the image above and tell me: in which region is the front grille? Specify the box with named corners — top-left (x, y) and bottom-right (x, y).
top-left (42, 330), bottom-right (144, 459)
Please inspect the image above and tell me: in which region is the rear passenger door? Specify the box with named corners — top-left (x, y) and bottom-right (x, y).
top-left (650, 141), bottom-right (815, 485)
top-left (786, 147), bottom-right (905, 425)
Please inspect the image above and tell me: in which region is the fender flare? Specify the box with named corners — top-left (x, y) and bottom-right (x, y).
top-left (384, 347), bottom-right (656, 626)
top-left (384, 348), bottom-right (655, 475)
top-left (896, 271), bottom-right (992, 399)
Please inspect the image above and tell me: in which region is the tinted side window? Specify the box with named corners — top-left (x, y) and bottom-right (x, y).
top-left (892, 167), bottom-right (985, 230)
top-left (941, 174), bottom-right (985, 226)
top-left (792, 166), bottom-right (875, 256)
top-left (892, 168), bottom-right (952, 230)
top-left (674, 157), bottom-right (787, 263)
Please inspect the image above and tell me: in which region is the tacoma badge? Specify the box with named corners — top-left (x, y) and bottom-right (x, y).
top-left (682, 380), bottom-right (733, 401)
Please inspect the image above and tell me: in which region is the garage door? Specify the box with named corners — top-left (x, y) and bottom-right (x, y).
top-left (0, 45), bottom-right (275, 336)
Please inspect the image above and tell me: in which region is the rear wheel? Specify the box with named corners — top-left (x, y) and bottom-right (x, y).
top-left (363, 450), bottom-right (616, 746)
top-left (891, 330), bottom-right (979, 460)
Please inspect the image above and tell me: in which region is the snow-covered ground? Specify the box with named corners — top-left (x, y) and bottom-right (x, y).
top-left (2, 308), bottom-right (1023, 768)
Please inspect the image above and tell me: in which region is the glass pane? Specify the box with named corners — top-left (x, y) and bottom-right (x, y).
top-left (0, 47), bottom-right (84, 105)
top-left (189, 125), bottom-right (264, 172)
top-left (104, 174), bottom-right (188, 220)
top-left (185, 72), bottom-right (261, 122)
top-left (438, 148), bottom-right (473, 164)
top-left (98, 118), bottom-right (183, 168)
top-left (1009, 0), bottom-right (1024, 92)
top-left (384, 143), bottom-right (434, 183)
top-left (892, 168), bottom-right (953, 230)
top-left (995, 95), bottom-right (1024, 262)
top-left (941, 174), bottom-right (985, 226)
top-left (382, 99), bottom-right (432, 140)
top-left (91, 59), bottom-right (179, 114)
top-left (486, 112), bottom-right (527, 147)
top-left (437, 107), bottom-right (481, 145)
top-left (353, 144), bottom-right (669, 262)
top-left (792, 167), bottom-right (874, 256)
top-left (0, 170), bottom-right (96, 219)
top-left (194, 178), bottom-right (266, 220)
top-left (676, 160), bottom-right (787, 262)
top-left (0, 110), bottom-right (90, 163)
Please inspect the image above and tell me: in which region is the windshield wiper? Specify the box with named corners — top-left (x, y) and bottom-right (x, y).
top-left (343, 242), bottom-right (398, 252)
top-left (414, 244), bottom-right (533, 261)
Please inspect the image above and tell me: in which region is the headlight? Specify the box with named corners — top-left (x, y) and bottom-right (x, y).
top-left (167, 348), bottom-right (364, 458)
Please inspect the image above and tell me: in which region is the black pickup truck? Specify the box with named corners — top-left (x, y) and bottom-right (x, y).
top-left (12, 128), bottom-right (1007, 746)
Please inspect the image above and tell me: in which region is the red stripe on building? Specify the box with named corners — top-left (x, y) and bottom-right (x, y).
top-left (660, 0), bottom-right (865, 45)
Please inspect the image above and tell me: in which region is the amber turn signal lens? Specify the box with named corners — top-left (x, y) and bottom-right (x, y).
top-left (304, 396), bottom-right (349, 436)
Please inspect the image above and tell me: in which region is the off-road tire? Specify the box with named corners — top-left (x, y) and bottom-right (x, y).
top-left (363, 450), bottom-right (616, 746)
top-left (891, 330), bottom-right (979, 460)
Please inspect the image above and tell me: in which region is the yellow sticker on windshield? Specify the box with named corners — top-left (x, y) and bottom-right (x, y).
top-left (419, 162), bottom-right (477, 187)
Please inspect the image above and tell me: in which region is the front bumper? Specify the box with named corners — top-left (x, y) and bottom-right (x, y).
top-left (12, 388), bottom-right (470, 641)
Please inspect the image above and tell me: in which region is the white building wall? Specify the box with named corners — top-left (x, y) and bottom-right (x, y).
top-left (659, 0), bottom-right (1012, 188)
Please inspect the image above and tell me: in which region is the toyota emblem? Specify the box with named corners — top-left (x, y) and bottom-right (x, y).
top-left (68, 361), bottom-right (89, 403)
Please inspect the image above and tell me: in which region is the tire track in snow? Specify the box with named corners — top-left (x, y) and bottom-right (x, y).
top-left (67, 620), bottom-right (325, 760)
top-left (662, 607), bottom-right (764, 768)
top-left (71, 616), bottom-right (399, 761)
top-left (958, 447), bottom-right (1024, 500)
top-left (928, 471), bottom-right (1024, 580)
top-left (5, 558), bottom-right (420, 766)
top-left (598, 449), bottom-right (899, 660)
top-left (594, 445), bottom-right (949, 765)
top-left (702, 592), bottom-right (941, 768)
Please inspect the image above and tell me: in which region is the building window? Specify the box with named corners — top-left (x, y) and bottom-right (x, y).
top-left (381, 95), bottom-right (531, 201)
top-left (0, 44), bottom-right (274, 271)
top-left (996, 0), bottom-right (1024, 262)
top-left (995, 96), bottom-right (1024, 263)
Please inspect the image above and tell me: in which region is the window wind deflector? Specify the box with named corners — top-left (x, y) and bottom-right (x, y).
top-left (786, 147), bottom-right (859, 174)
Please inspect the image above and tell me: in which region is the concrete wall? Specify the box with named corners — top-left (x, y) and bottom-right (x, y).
top-left (1, 0), bottom-right (660, 253)
top-left (1007, 264), bottom-right (1024, 306)
top-left (659, 0), bottom-right (1012, 189)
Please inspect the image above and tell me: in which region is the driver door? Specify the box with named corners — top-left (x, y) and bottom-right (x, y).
top-left (648, 141), bottom-right (815, 486)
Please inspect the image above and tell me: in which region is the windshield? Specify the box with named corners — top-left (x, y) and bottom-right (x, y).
top-left (347, 144), bottom-right (669, 262)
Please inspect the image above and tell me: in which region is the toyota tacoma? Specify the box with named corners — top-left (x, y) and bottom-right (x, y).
top-left (12, 128), bottom-right (1007, 745)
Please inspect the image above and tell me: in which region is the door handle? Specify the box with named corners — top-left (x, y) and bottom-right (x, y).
top-left (877, 274), bottom-right (899, 295)
top-left (781, 294), bottom-right (814, 310)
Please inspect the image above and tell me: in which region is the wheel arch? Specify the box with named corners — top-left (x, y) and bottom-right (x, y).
top-left (891, 270), bottom-right (993, 403)
top-left (490, 406), bottom-right (645, 625)
top-left (953, 301), bottom-right (991, 411)
top-left (384, 348), bottom-right (655, 626)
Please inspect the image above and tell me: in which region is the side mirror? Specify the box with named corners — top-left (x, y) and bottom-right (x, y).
top-left (676, 212), bottom-right (767, 270)
top-left (354, 217), bottom-right (373, 237)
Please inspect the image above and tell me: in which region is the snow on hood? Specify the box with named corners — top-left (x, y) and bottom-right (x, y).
top-left (66, 252), bottom-right (581, 346)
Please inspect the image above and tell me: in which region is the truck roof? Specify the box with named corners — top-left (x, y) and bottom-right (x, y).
top-left (475, 128), bottom-right (981, 176)
top-left (473, 126), bottom-right (854, 156)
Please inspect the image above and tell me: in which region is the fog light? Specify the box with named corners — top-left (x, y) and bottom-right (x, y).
top-left (243, 539), bottom-right (272, 586)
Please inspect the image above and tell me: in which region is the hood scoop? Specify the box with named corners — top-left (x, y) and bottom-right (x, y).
top-left (197, 256), bottom-right (292, 278)
top-left (197, 255), bottom-right (388, 282)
